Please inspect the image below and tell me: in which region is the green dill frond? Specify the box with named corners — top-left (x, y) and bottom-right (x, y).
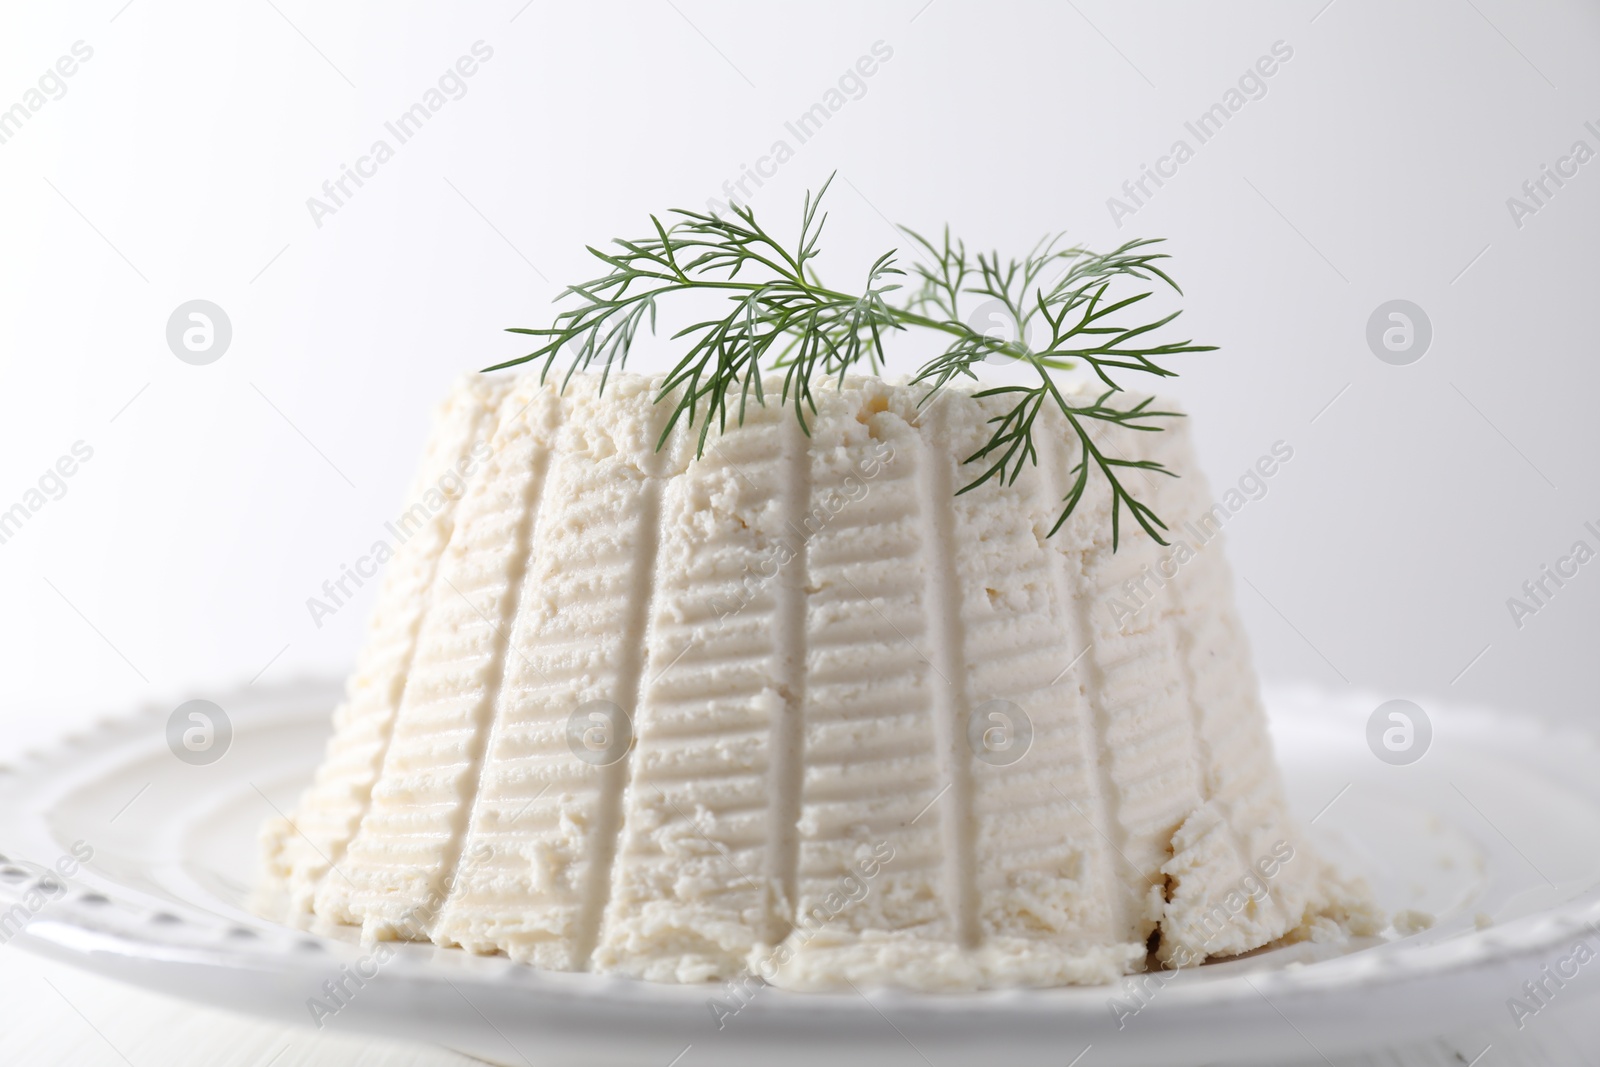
top-left (495, 175), bottom-right (1216, 549)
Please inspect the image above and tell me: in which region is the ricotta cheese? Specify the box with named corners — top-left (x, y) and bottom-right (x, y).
top-left (262, 370), bottom-right (1378, 989)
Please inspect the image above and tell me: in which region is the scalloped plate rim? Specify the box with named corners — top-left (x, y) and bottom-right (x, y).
top-left (1, 678), bottom-right (1596, 1066)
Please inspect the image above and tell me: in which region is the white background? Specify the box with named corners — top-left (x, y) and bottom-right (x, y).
top-left (1, 1), bottom-right (1597, 1063)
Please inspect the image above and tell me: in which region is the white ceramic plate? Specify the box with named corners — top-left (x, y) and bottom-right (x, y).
top-left (2, 680), bottom-right (1596, 1067)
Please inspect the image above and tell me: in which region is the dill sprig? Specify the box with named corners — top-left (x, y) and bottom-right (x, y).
top-left (491, 176), bottom-right (1216, 548)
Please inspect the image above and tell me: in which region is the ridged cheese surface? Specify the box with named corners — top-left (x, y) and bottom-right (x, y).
top-left (262, 371), bottom-right (1376, 989)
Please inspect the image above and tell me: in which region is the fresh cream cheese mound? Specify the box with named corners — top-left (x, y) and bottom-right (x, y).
top-left (262, 370), bottom-right (1377, 990)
